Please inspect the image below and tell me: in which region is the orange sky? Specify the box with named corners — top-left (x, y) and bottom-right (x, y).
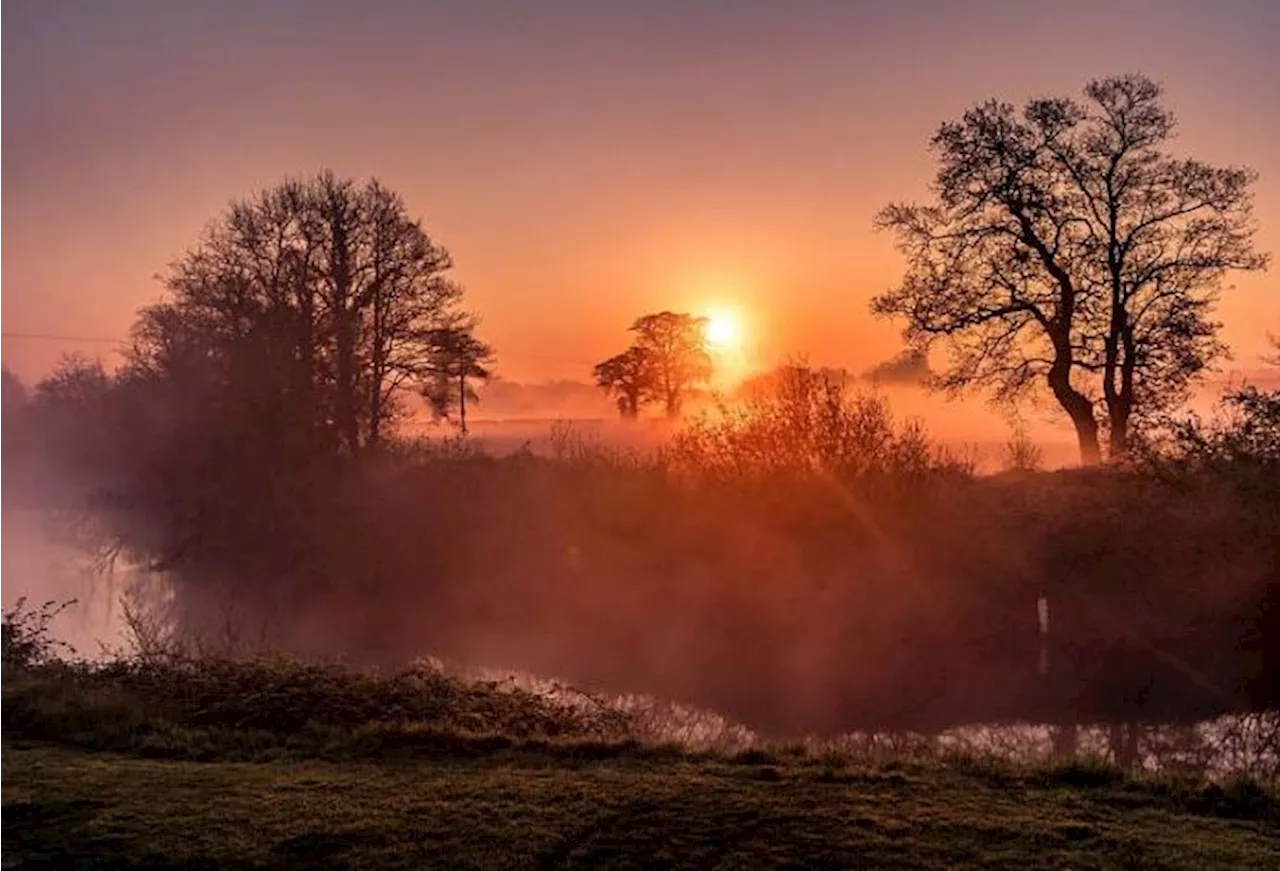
top-left (4, 0), bottom-right (1278, 387)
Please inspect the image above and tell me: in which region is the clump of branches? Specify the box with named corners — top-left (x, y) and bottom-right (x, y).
top-left (1136, 380), bottom-right (1280, 522)
top-left (1002, 425), bottom-right (1045, 472)
top-left (2, 598), bottom-right (76, 668)
top-left (1160, 387), bottom-right (1280, 474)
top-left (669, 363), bottom-right (970, 490)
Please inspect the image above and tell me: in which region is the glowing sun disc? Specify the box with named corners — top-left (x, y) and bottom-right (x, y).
top-left (704, 310), bottom-right (742, 350)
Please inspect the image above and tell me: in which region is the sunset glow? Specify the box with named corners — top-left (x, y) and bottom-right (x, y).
top-left (4, 7), bottom-right (1280, 852)
top-left (704, 308), bottom-right (743, 351)
top-left (2, 1), bottom-right (1277, 417)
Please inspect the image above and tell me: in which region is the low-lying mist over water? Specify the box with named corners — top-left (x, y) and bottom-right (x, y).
top-left (5, 366), bottom-right (1276, 747)
top-left (1, 510), bottom-right (131, 656)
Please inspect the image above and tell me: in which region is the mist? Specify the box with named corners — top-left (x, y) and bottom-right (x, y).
top-left (5, 361), bottom-right (1275, 740)
top-left (1, 510), bottom-right (130, 657)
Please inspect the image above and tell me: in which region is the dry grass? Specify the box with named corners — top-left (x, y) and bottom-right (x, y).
top-left (4, 744), bottom-right (1277, 870)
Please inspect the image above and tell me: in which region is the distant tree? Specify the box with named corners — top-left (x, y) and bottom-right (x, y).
top-left (422, 325), bottom-right (494, 434)
top-left (33, 355), bottom-right (111, 408)
top-left (592, 346), bottom-right (653, 419)
top-left (628, 311), bottom-right (712, 417)
top-left (874, 74), bottom-right (1268, 464)
top-left (735, 363), bottom-right (852, 404)
top-left (129, 171), bottom-right (468, 457)
top-left (24, 355), bottom-right (123, 494)
top-left (1, 368), bottom-right (31, 491)
top-left (861, 350), bottom-right (932, 386)
top-left (1, 368), bottom-right (28, 410)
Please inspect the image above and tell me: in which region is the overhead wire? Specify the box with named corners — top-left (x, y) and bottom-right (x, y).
top-left (1, 331), bottom-right (598, 368)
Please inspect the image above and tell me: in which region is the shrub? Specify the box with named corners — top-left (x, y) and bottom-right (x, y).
top-left (1, 653), bottom-right (638, 759)
top-left (669, 364), bottom-right (969, 490)
top-left (2, 598), bottom-right (75, 668)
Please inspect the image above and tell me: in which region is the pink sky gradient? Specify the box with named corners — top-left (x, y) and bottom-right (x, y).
top-left (4, 0), bottom-right (1277, 390)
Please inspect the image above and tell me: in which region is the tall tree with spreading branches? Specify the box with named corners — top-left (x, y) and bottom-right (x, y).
top-left (2, 368), bottom-right (28, 410)
top-left (874, 74), bottom-right (1268, 464)
top-left (130, 171), bottom-right (468, 458)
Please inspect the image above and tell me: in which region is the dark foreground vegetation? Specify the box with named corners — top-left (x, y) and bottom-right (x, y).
top-left (4, 645), bottom-right (1278, 870)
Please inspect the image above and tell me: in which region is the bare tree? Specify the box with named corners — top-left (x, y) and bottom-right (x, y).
top-left (628, 311), bottom-right (712, 417)
top-left (423, 325), bottom-right (494, 435)
top-left (874, 74), bottom-right (1267, 464)
top-left (593, 346), bottom-right (653, 419)
top-left (132, 171), bottom-right (466, 458)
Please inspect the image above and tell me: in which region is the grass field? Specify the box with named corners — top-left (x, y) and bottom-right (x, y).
top-left (2, 649), bottom-right (1277, 869)
top-left (4, 741), bottom-right (1278, 870)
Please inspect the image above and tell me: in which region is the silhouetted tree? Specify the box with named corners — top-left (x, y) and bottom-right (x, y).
top-left (14, 174), bottom-right (481, 642)
top-left (874, 74), bottom-right (1267, 464)
top-left (593, 346), bottom-right (653, 419)
top-left (628, 311), bottom-right (711, 417)
top-left (861, 350), bottom-right (932, 386)
top-left (130, 171), bottom-right (467, 458)
top-left (0, 368), bottom-right (31, 500)
top-left (422, 325), bottom-right (494, 434)
top-left (2, 368), bottom-right (28, 410)
top-left (30, 356), bottom-right (117, 477)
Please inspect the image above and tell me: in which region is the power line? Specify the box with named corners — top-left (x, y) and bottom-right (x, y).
top-left (1, 330), bottom-right (595, 367)
top-left (2, 332), bottom-right (125, 344)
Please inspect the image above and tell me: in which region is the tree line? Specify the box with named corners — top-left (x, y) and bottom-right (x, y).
top-left (11, 74), bottom-right (1270, 467)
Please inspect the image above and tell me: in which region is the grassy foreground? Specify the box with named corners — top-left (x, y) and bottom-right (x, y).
top-left (2, 651), bottom-right (1277, 869)
top-left (4, 742), bottom-right (1279, 870)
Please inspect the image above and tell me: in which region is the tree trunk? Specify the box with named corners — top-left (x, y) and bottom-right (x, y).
top-left (1107, 402), bottom-right (1131, 461)
top-left (1107, 328), bottom-right (1137, 461)
top-left (1074, 418), bottom-right (1102, 466)
top-left (458, 373), bottom-right (468, 435)
top-left (329, 211), bottom-right (360, 457)
top-left (1048, 363), bottom-right (1101, 465)
top-left (367, 283), bottom-right (387, 452)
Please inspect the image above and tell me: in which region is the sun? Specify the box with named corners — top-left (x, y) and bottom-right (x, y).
top-left (703, 308), bottom-right (743, 351)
